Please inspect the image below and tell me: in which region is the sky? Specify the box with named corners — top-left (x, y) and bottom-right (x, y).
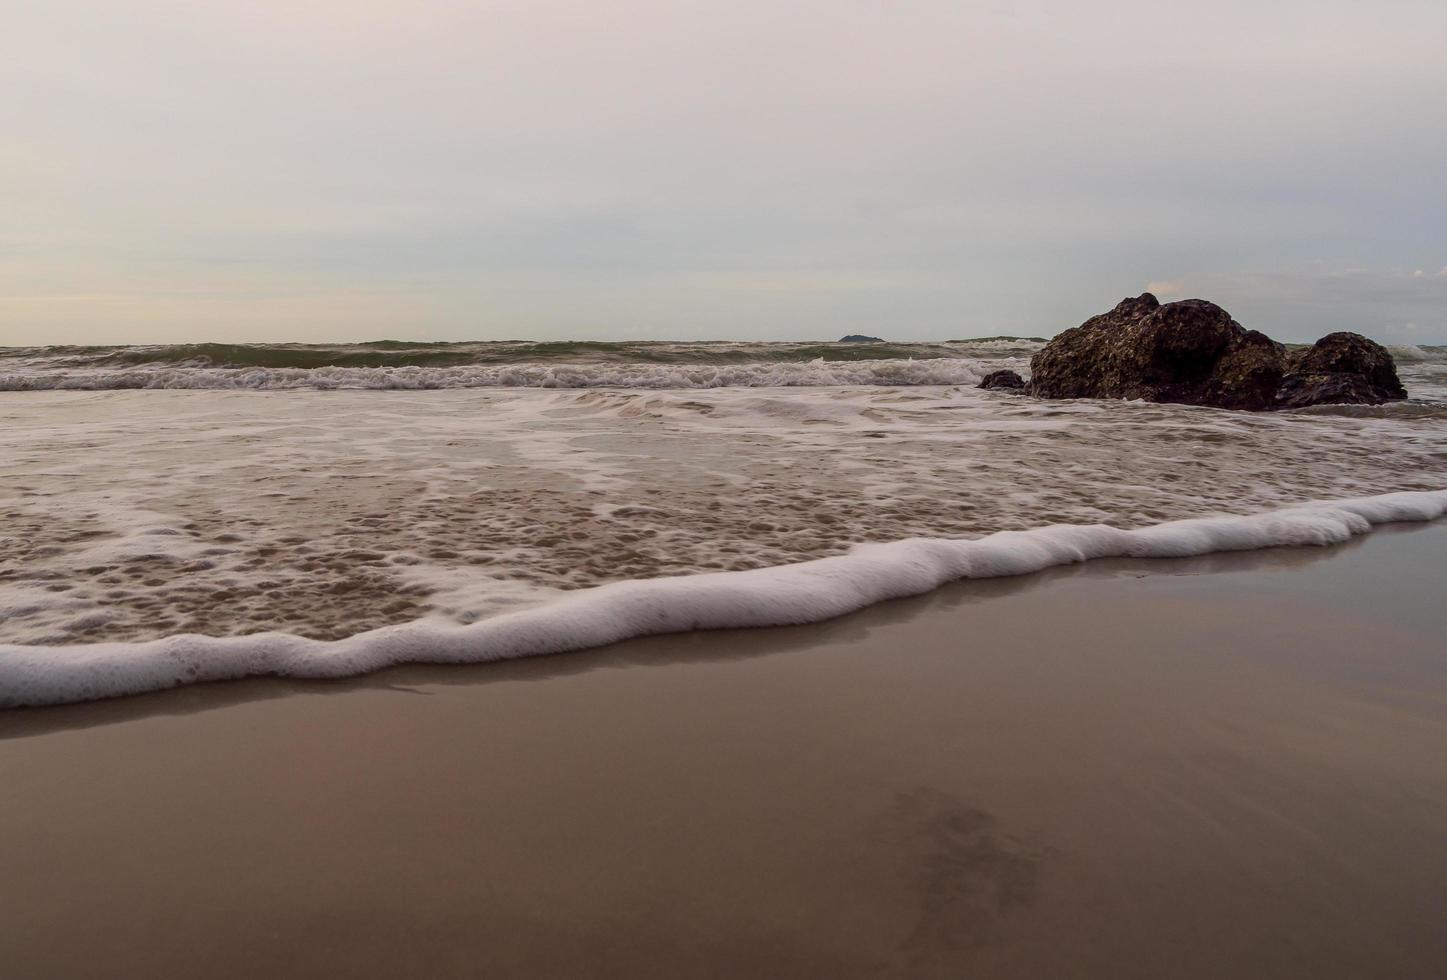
top-left (3, 0), bottom-right (1445, 345)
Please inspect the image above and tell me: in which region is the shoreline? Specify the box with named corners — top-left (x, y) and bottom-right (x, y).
top-left (4, 489), bottom-right (1446, 708)
top-left (3, 523), bottom-right (1446, 977)
top-left (4, 517), bottom-right (1444, 731)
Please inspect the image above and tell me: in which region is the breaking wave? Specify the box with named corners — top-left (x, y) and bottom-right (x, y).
top-left (0, 357), bottom-right (1009, 390)
top-left (2, 339), bottom-right (1441, 392)
top-left (0, 338), bottom-right (1051, 390)
top-left (1387, 344), bottom-right (1447, 362)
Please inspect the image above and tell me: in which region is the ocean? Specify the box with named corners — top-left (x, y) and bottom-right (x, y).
top-left (3, 339), bottom-right (1445, 704)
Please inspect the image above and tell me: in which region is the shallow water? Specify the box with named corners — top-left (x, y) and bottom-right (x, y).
top-left (3, 379), bottom-right (1445, 650)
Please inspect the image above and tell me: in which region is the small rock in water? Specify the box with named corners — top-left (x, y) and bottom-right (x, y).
top-left (1275, 332), bottom-right (1408, 408)
top-left (838, 334), bottom-right (884, 343)
top-left (978, 369), bottom-right (1026, 391)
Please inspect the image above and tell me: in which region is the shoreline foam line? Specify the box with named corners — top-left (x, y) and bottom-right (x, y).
top-left (3, 489), bottom-right (1445, 708)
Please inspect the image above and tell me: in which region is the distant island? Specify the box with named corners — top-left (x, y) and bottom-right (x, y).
top-left (838, 334), bottom-right (885, 343)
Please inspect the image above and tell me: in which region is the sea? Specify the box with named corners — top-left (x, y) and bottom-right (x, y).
top-left (3, 339), bottom-right (1446, 705)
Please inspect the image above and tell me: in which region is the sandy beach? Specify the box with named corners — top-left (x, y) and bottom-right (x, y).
top-left (3, 522), bottom-right (1444, 979)
top-left (10, 2), bottom-right (1447, 976)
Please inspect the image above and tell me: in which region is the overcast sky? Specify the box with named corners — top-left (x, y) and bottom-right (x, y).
top-left (4, 0), bottom-right (1445, 345)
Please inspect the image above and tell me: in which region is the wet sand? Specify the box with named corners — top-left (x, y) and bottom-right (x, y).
top-left (3, 523), bottom-right (1446, 979)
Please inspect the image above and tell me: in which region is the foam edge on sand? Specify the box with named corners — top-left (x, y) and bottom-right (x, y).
top-left (3, 489), bottom-right (1445, 707)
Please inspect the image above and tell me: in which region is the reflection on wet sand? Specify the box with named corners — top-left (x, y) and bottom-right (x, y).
top-left (1, 524), bottom-right (1445, 979)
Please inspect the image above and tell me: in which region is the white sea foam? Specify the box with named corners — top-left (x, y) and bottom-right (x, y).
top-left (5, 386), bottom-right (1445, 647)
top-left (3, 489), bottom-right (1444, 708)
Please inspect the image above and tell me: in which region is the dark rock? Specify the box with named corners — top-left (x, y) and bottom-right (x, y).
top-left (1274, 332), bottom-right (1407, 408)
top-left (838, 334), bottom-right (884, 343)
top-left (1027, 293), bottom-right (1286, 410)
top-left (978, 369), bottom-right (1026, 391)
top-left (1027, 293), bottom-right (1407, 411)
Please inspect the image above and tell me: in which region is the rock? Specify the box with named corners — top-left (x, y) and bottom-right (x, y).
top-left (978, 369), bottom-right (1026, 391)
top-left (1027, 293), bottom-right (1286, 410)
top-left (1274, 332), bottom-right (1407, 408)
top-left (1027, 293), bottom-right (1407, 411)
top-left (838, 334), bottom-right (884, 343)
